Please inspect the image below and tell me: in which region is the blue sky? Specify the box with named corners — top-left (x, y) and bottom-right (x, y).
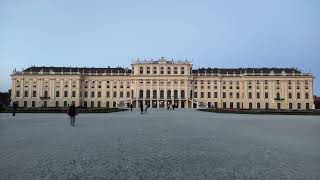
top-left (1, 0), bottom-right (319, 94)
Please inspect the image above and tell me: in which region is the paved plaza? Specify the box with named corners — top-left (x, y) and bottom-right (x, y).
top-left (0, 109), bottom-right (319, 180)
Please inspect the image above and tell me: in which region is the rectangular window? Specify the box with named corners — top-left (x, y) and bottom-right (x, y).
top-left (32, 101), bottom-right (35, 107)
top-left (265, 103), bottom-right (269, 109)
top-left (229, 92), bottom-right (233, 98)
top-left (56, 101), bottom-right (59, 107)
top-left (249, 102), bottom-right (252, 109)
top-left (257, 103), bottom-right (260, 109)
top-left (265, 92), bottom-right (268, 99)
top-left (305, 93), bottom-right (309, 99)
top-left (106, 91), bottom-right (110, 98)
top-left (56, 91), bottom-right (60, 97)
top-left (288, 93), bottom-right (292, 99)
top-left (24, 101), bottom-right (28, 107)
top-left (297, 93), bottom-right (301, 99)
top-left (98, 91), bottom-right (101, 97)
top-left (84, 91), bottom-right (88, 98)
top-left (64, 101), bottom-right (68, 107)
top-left (248, 92), bottom-right (252, 99)
top-left (98, 101), bottom-right (101, 107)
top-left (256, 92), bottom-right (260, 99)
top-left (72, 91), bottom-right (76, 97)
top-left (16, 91), bottom-right (20, 97)
top-left (214, 92), bottom-right (218, 98)
top-left (207, 92), bottom-right (211, 98)
top-left (64, 91), bottom-right (68, 97)
top-left (223, 92), bottom-right (226, 98)
top-left (236, 92), bottom-right (240, 98)
top-left (230, 102), bottom-right (233, 109)
top-left (194, 92), bottom-right (198, 98)
top-left (120, 91), bottom-right (123, 98)
top-left (201, 92), bottom-right (204, 98)
top-left (24, 91), bottom-right (28, 97)
top-left (289, 103), bottom-right (292, 109)
top-left (91, 101), bottom-right (94, 107)
top-left (306, 103), bottom-right (310, 110)
top-left (113, 91), bottom-right (117, 98)
top-left (127, 91), bottom-right (130, 98)
top-left (91, 91), bottom-right (95, 98)
top-left (83, 101), bottom-right (87, 108)
top-left (32, 91), bottom-right (36, 97)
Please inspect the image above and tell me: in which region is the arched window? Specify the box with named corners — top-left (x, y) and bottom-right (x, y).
top-left (174, 67), bottom-right (178, 74)
top-left (146, 90), bottom-right (150, 98)
top-left (160, 90), bottom-right (164, 99)
top-left (44, 90), bottom-right (48, 98)
top-left (181, 90), bottom-right (185, 98)
top-left (276, 92), bottom-right (280, 99)
top-left (174, 90), bottom-right (178, 99)
top-left (181, 67), bottom-right (185, 74)
top-left (153, 90), bottom-right (157, 99)
top-left (146, 67), bottom-right (150, 74)
top-left (140, 67), bottom-right (144, 74)
top-left (167, 90), bottom-right (171, 99)
top-left (160, 67), bottom-right (164, 74)
top-left (167, 67), bottom-right (171, 74)
top-left (153, 67), bottom-right (157, 74)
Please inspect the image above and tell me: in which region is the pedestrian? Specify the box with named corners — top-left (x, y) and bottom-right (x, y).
top-left (140, 103), bottom-right (144, 115)
top-left (172, 104), bottom-right (175, 110)
top-left (67, 102), bottom-right (78, 126)
top-left (144, 103), bottom-right (148, 114)
top-left (12, 101), bottom-right (18, 116)
top-left (130, 103), bottom-right (133, 111)
top-left (167, 104), bottom-right (170, 110)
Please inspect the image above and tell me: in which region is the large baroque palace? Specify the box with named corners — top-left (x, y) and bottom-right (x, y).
top-left (11, 57), bottom-right (314, 110)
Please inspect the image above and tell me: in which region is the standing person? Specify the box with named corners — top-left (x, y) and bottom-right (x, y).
top-left (12, 101), bottom-right (18, 116)
top-left (130, 103), bottom-right (133, 111)
top-left (140, 103), bottom-right (144, 115)
top-left (67, 102), bottom-right (78, 126)
top-left (172, 104), bottom-right (175, 110)
top-left (144, 103), bottom-right (148, 114)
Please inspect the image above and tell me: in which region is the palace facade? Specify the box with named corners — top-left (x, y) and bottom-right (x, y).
top-left (11, 58), bottom-right (314, 110)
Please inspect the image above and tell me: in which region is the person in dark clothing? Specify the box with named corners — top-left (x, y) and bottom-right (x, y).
top-left (130, 103), bottom-right (133, 111)
top-left (12, 101), bottom-right (18, 116)
top-left (67, 103), bottom-right (78, 126)
top-left (140, 103), bottom-right (144, 115)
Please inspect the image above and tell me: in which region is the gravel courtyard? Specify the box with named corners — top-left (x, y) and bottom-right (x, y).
top-left (0, 109), bottom-right (319, 180)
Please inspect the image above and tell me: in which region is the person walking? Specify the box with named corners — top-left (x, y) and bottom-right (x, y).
top-left (140, 103), bottom-right (144, 115)
top-left (144, 103), bottom-right (149, 114)
top-left (130, 103), bottom-right (133, 111)
top-left (12, 101), bottom-right (18, 116)
top-left (67, 102), bottom-right (78, 126)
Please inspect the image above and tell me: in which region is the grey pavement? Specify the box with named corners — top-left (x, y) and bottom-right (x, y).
top-left (0, 109), bottom-right (319, 180)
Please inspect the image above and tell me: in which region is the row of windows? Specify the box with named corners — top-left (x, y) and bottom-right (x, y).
top-left (21, 100), bottom-right (120, 108)
top-left (213, 102), bottom-right (310, 110)
top-left (15, 77), bottom-right (311, 84)
top-left (136, 66), bottom-right (188, 75)
top-left (16, 89), bottom-right (310, 100)
top-left (193, 92), bottom-right (310, 99)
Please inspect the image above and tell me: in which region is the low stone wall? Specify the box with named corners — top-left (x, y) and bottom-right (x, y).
top-left (0, 107), bottom-right (128, 113)
top-left (198, 108), bottom-right (320, 115)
